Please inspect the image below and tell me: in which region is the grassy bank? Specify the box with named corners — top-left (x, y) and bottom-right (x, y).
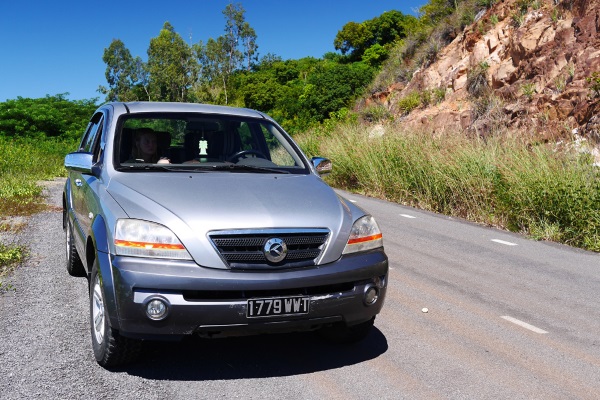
top-left (0, 136), bottom-right (72, 215)
top-left (0, 136), bottom-right (76, 287)
top-left (296, 122), bottom-right (600, 252)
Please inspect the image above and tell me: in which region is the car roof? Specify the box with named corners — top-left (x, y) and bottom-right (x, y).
top-left (105, 101), bottom-right (270, 120)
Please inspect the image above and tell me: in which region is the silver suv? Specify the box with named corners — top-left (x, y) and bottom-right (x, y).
top-left (63, 102), bottom-right (388, 367)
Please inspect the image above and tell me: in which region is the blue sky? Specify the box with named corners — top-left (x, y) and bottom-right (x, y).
top-left (0, 0), bottom-right (424, 103)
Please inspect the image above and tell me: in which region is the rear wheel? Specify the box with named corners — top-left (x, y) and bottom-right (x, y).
top-left (65, 217), bottom-right (86, 277)
top-left (90, 260), bottom-right (141, 368)
top-left (318, 317), bottom-right (375, 344)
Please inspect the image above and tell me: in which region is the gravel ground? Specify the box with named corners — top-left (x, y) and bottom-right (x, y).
top-left (0, 179), bottom-right (167, 399)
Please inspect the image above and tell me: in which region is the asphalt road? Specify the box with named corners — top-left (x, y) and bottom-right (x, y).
top-left (1, 179), bottom-right (599, 399)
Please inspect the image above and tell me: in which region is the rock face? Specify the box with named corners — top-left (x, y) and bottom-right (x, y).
top-left (369, 0), bottom-right (600, 156)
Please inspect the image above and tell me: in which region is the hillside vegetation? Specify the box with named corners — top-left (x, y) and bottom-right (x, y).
top-left (298, 0), bottom-right (600, 251)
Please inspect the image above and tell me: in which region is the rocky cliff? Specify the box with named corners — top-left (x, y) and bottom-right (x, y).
top-left (368, 0), bottom-right (600, 160)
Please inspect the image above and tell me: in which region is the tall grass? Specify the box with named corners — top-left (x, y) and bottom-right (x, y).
top-left (295, 123), bottom-right (600, 252)
top-left (0, 136), bottom-right (74, 216)
top-left (0, 136), bottom-right (76, 289)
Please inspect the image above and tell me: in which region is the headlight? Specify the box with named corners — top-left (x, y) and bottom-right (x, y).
top-left (114, 219), bottom-right (192, 260)
top-left (342, 215), bottom-right (383, 254)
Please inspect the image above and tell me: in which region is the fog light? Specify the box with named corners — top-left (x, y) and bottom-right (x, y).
top-left (364, 285), bottom-right (379, 306)
top-left (146, 298), bottom-right (169, 320)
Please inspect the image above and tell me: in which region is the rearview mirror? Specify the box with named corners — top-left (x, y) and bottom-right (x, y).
top-left (65, 152), bottom-right (101, 176)
top-left (311, 157), bottom-right (332, 175)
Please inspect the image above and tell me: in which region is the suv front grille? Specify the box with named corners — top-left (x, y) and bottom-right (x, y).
top-left (209, 229), bottom-right (330, 270)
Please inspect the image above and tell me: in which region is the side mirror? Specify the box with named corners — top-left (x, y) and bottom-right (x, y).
top-left (65, 152), bottom-right (101, 177)
top-left (311, 157), bottom-right (332, 176)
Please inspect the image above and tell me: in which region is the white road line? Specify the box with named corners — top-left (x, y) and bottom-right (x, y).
top-left (400, 214), bottom-right (417, 219)
top-left (492, 239), bottom-right (517, 246)
top-left (501, 316), bottom-right (548, 334)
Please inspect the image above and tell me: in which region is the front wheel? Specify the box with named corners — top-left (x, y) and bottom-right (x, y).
top-left (90, 260), bottom-right (141, 368)
top-left (318, 317), bottom-right (375, 344)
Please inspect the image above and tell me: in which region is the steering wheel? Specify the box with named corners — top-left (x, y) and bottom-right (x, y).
top-left (227, 149), bottom-right (267, 163)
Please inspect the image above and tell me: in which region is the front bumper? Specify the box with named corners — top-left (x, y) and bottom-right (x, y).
top-left (109, 250), bottom-right (388, 339)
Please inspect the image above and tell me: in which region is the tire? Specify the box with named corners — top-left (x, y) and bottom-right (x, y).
top-left (65, 217), bottom-right (86, 277)
top-left (318, 317), bottom-right (375, 344)
top-left (90, 260), bottom-right (141, 368)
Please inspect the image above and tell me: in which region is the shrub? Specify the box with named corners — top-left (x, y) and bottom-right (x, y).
top-left (0, 95), bottom-right (97, 140)
top-left (360, 104), bottom-right (392, 123)
top-left (586, 71), bottom-right (600, 98)
top-left (521, 82), bottom-right (536, 99)
top-left (396, 91), bottom-right (422, 115)
top-left (467, 61), bottom-right (490, 97)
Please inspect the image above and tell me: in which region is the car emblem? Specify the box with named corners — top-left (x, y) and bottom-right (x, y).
top-left (264, 238), bottom-right (288, 263)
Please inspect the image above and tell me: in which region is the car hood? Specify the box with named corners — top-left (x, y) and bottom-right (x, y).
top-left (107, 172), bottom-right (362, 269)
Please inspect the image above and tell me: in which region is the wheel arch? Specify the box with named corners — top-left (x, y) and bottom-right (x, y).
top-left (87, 214), bottom-right (121, 330)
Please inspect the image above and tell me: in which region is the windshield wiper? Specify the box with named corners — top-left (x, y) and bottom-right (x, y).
top-left (211, 164), bottom-right (290, 174)
top-left (117, 164), bottom-right (208, 173)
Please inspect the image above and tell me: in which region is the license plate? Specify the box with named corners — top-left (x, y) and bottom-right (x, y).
top-left (247, 296), bottom-right (310, 318)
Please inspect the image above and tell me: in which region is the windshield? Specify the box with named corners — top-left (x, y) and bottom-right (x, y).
top-left (114, 113), bottom-right (308, 174)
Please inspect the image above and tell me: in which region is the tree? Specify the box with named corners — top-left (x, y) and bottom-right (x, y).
top-left (334, 11), bottom-right (417, 63)
top-left (334, 22), bottom-right (372, 57)
top-left (98, 39), bottom-right (144, 101)
top-left (146, 22), bottom-right (198, 102)
top-left (195, 36), bottom-right (229, 103)
top-left (299, 62), bottom-right (375, 124)
top-left (195, 4), bottom-right (259, 104)
top-left (223, 3), bottom-right (258, 71)
top-left (419, 0), bottom-right (458, 25)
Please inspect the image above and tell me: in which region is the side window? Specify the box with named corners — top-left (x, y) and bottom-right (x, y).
top-left (79, 113), bottom-right (104, 154)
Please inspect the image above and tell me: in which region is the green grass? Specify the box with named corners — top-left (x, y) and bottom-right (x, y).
top-left (0, 136), bottom-right (74, 216)
top-left (295, 123), bottom-right (600, 252)
top-left (0, 136), bottom-right (77, 286)
top-left (0, 242), bottom-right (26, 291)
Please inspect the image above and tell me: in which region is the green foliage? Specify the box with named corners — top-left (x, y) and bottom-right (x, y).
top-left (360, 104), bottom-right (392, 123)
top-left (0, 95), bottom-right (97, 140)
top-left (460, 8), bottom-right (476, 28)
top-left (554, 76), bottom-right (566, 93)
top-left (302, 123), bottom-right (600, 252)
top-left (361, 44), bottom-right (389, 67)
top-left (297, 62), bottom-right (375, 128)
top-left (419, 0), bottom-right (457, 26)
top-left (396, 91), bottom-right (422, 115)
top-left (0, 242), bottom-right (25, 292)
top-left (0, 243), bottom-right (25, 270)
top-left (98, 39), bottom-right (146, 101)
top-left (194, 3), bottom-right (258, 105)
top-left (512, 0), bottom-right (532, 27)
top-left (512, 12), bottom-right (525, 27)
top-left (0, 136), bottom-right (75, 216)
top-left (586, 71), bottom-right (600, 98)
top-left (432, 87), bottom-right (447, 104)
top-left (334, 11), bottom-right (418, 62)
top-left (467, 61), bottom-right (490, 97)
top-left (521, 82), bottom-right (536, 99)
top-left (147, 22), bottom-right (198, 102)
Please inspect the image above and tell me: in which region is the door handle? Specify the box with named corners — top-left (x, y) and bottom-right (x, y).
top-left (75, 179), bottom-right (82, 187)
